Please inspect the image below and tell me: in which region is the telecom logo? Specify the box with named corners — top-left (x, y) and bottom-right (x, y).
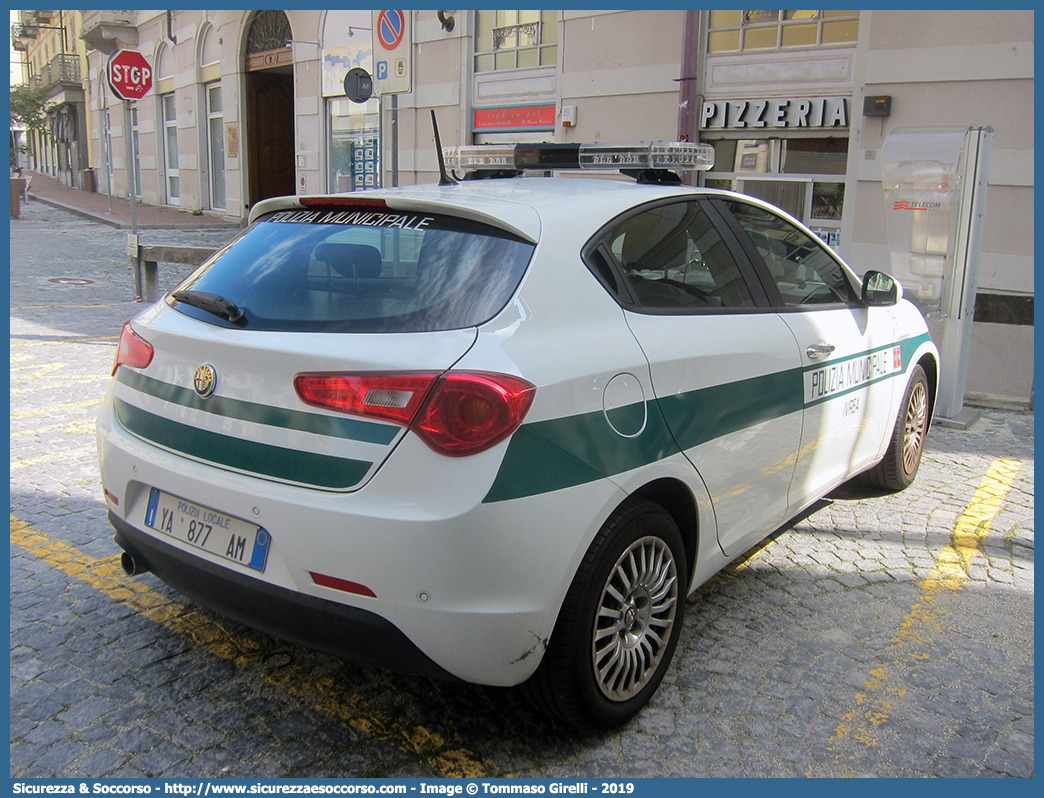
top-left (892, 200), bottom-right (943, 210)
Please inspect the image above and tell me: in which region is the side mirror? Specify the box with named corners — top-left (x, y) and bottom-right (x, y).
top-left (861, 270), bottom-right (901, 306)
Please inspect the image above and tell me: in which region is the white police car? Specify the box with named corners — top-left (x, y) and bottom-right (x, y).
top-left (97, 141), bottom-right (938, 727)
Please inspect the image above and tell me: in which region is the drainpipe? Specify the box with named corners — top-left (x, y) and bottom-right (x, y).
top-left (676, 9), bottom-right (701, 184)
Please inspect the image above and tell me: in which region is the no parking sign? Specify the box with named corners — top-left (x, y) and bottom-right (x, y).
top-left (371, 10), bottom-right (412, 94)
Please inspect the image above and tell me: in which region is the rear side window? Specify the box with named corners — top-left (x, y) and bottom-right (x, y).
top-left (592, 201), bottom-right (756, 312)
top-left (170, 207), bottom-right (535, 332)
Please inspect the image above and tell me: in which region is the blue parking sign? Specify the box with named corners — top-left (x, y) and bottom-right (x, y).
top-left (371, 10), bottom-right (411, 94)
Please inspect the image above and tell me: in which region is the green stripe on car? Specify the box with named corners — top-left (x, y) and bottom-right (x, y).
top-left (115, 398), bottom-right (372, 490)
top-left (485, 368), bottom-right (802, 504)
top-left (657, 368), bottom-right (803, 452)
top-left (117, 369), bottom-right (398, 445)
top-left (899, 332), bottom-right (934, 368)
top-left (484, 334), bottom-right (932, 503)
top-left (484, 399), bottom-right (680, 503)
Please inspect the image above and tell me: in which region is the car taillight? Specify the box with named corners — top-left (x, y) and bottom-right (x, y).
top-left (413, 372), bottom-right (535, 456)
top-left (112, 322), bottom-right (154, 375)
top-left (294, 371), bottom-right (536, 456)
top-left (294, 372), bottom-right (438, 426)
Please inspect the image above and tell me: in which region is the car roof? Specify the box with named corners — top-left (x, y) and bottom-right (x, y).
top-left (249, 177), bottom-right (708, 244)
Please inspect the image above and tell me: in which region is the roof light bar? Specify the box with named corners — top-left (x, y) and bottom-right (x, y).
top-left (443, 142), bottom-right (715, 173)
top-left (581, 142), bottom-right (715, 171)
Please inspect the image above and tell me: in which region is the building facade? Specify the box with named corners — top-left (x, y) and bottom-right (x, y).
top-left (10, 9), bottom-right (1034, 406)
top-left (11, 10), bottom-right (93, 187)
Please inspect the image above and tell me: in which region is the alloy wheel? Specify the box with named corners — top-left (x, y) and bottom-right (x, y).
top-left (903, 381), bottom-right (928, 474)
top-left (591, 535), bottom-right (679, 701)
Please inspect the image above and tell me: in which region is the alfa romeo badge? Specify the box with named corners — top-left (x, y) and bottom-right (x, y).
top-left (193, 364), bottom-right (217, 398)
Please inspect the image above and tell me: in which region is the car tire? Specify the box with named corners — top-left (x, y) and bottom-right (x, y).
top-left (862, 364), bottom-right (930, 492)
top-left (522, 499), bottom-right (687, 728)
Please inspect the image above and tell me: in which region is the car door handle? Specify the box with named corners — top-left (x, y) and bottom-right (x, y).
top-left (806, 342), bottom-right (836, 359)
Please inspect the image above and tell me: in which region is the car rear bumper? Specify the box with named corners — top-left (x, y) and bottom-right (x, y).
top-left (110, 511), bottom-right (461, 682)
top-left (98, 387), bottom-right (632, 686)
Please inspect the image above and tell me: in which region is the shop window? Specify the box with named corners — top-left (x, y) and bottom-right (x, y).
top-left (474, 10), bottom-right (557, 73)
top-left (323, 12), bottom-right (379, 192)
top-left (707, 10), bottom-right (859, 54)
top-left (742, 180), bottom-right (807, 221)
top-left (206, 84), bottom-right (225, 210)
top-left (706, 137), bottom-right (847, 177)
top-left (810, 182), bottom-right (844, 222)
top-left (162, 93), bottom-right (179, 203)
top-left (781, 137), bottom-right (848, 175)
top-left (703, 137), bottom-right (849, 246)
top-left (157, 43), bottom-right (177, 205)
top-left (328, 98), bottom-right (379, 192)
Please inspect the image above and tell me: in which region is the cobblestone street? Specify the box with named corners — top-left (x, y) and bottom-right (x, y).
top-left (10, 199), bottom-right (1034, 778)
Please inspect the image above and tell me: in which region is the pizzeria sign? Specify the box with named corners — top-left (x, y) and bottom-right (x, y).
top-left (701, 97), bottom-right (849, 130)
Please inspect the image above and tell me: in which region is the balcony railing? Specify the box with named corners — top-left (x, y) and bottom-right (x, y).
top-left (29, 54), bottom-right (81, 92)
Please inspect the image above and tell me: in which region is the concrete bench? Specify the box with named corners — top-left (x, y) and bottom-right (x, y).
top-left (136, 245), bottom-right (216, 302)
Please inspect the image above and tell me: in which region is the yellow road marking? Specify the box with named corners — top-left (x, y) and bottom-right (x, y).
top-left (948, 458), bottom-right (1023, 576)
top-left (8, 359), bottom-right (111, 392)
top-left (10, 515), bottom-right (494, 777)
top-left (10, 449), bottom-right (97, 470)
top-left (10, 362), bottom-right (66, 377)
top-left (10, 398), bottom-right (104, 419)
top-left (10, 377), bottom-right (111, 394)
top-left (820, 457), bottom-right (1023, 774)
top-left (728, 535), bottom-right (778, 573)
top-left (10, 418), bottom-right (97, 437)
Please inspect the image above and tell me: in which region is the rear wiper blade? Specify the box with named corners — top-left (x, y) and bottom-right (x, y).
top-left (172, 290), bottom-right (245, 323)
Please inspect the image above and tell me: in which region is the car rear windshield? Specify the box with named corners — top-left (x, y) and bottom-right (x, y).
top-left (168, 206), bottom-right (536, 332)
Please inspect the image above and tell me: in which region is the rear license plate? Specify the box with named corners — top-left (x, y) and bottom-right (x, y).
top-left (144, 488), bottom-right (271, 573)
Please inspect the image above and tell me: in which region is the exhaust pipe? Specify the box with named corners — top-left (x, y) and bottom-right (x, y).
top-left (121, 551), bottom-right (150, 576)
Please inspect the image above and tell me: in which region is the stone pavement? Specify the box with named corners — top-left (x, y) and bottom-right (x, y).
top-left (17, 169), bottom-right (242, 230)
top-left (9, 198), bottom-right (1034, 778)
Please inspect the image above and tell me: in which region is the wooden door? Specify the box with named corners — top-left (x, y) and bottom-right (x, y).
top-left (246, 71), bottom-right (295, 208)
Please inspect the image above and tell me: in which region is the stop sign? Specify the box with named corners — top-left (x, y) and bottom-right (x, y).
top-left (108, 49), bottom-right (153, 101)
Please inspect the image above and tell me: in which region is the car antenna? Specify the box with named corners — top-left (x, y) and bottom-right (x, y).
top-left (431, 110), bottom-right (457, 186)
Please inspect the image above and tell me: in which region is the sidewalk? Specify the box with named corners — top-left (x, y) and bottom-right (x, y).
top-left (18, 169), bottom-right (241, 230)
